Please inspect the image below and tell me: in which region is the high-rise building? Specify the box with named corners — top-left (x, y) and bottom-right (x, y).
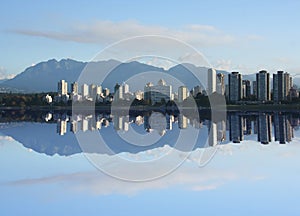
top-left (71, 82), bottom-right (78, 95)
top-left (273, 71), bottom-right (284, 102)
top-left (96, 85), bottom-right (102, 96)
top-left (123, 83), bottom-right (129, 94)
top-left (114, 83), bottom-right (120, 94)
top-left (102, 88), bottom-right (110, 97)
top-left (114, 83), bottom-right (130, 100)
top-left (228, 72), bottom-right (242, 103)
top-left (144, 79), bottom-right (172, 105)
top-left (192, 85), bottom-right (202, 97)
top-left (252, 81), bottom-right (257, 98)
top-left (89, 84), bottom-right (97, 98)
top-left (216, 73), bottom-right (225, 95)
top-left (114, 84), bottom-right (123, 100)
top-left (242, 80), bottom-right (251, 99)
top-left (284, 72), bottom-right (291, 100)
top-left (256, 70), bottom-right (270, 102)
top-left (273, 71), bottom-right (291, 102)
top-left (207, 68), bottom-right (216, 95)
top-left (225, 84), bottom-right (229, 99)
top-left (289, 87), bottom-right (299, 99)
top-left (58, 80), bottom-right (68, 95)
top-left (178, 86), bottom-right (189, 103)
top-left (81, 84), bottom-right (89, 97)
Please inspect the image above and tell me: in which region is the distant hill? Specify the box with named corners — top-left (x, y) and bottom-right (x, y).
top-left (0, 79), bottom-right (8, 84)
top-left (1, 59), bottom-right (86, 92)
top-left (0, 59), bottom-right (167, 92)
top-left (0, 58), bottom-right (264, 93)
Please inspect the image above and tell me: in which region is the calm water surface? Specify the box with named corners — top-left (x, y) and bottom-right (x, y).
top-left (1, 110), bottom-right (300, 215)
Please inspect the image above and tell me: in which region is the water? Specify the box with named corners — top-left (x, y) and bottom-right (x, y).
top-left (1, 110), bottom-right (300, 215)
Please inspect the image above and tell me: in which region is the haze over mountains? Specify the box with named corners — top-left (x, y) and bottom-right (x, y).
top-left (1, 58), bottom-right (295, 93)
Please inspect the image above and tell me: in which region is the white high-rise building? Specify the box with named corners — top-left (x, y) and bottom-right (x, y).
top-left (123, 83), bottom-right (129, 94)
top-left (144, 79), bottom-right (172, 105)
top-left (96, 85), bottom-right (102, 96)
top-left (58, 80), bottom-right (68, 95)
top-left (82, 84), bottom-right (89, 97)
top-left (89, 84), bottom-right (97, 97)
top-left (178, 86), bottom-right (189, 103)
top-left (207, 68), bottom-right (216, 95)
top-left (115, 85), bottom-right (123, 100)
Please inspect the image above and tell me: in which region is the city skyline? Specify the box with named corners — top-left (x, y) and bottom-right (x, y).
top-left (54, 67), bottom-right (299, 104)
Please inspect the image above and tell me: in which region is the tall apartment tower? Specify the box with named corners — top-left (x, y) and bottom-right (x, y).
top-left (273, 71), bottom-right (284, 102)
top-left (228, 72), bottom-right (242, 103)
top-left (252, 81), bottom-right (257, 98)
top-left (58, 80), bottom-right (68, 95)
top-left (71, 82), bottom-right (78, 95)
top-left (81, 84), bottom-right (89, 97)
top-left (178, 86), bottom-right (189, 103)
top-left (242, 80), bottom-right (251, 99)
top-left (216, 73), bottom-right (225, 95)
top-left (284, 72), bottom-right (291, 100)
top-left (273, 71), bottom-right (291, 102)
top-left (256, 70), bottom-right (270, 102)
top-left (207, 68), bottom-right (216, 95)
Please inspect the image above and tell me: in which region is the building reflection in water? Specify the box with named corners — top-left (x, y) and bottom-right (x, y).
top-left (274, 113), bottom-right (293, 144)
top-left (55, 111), bottom-right (297, 146)
top-left (257, 113), bottom-right (272, 144)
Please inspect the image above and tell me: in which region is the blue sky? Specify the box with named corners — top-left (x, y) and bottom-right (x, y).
top-left (1, 0), bottom-right (300, 78)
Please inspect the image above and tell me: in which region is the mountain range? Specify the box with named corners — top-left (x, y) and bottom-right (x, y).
top-left (1, 58), bottom-right (297, 93)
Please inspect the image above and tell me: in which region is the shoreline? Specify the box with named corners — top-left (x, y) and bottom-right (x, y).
top-left (0, 104), bottom-right (300, 112)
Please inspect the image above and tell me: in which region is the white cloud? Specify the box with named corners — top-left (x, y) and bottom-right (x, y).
top-left (10, 20), bottom-right (235, 47)
top-left (178, 52), bottom-right (210, 66)
top-left (130, 56), bottom-right (176, 70)
top-left (0, 135), bottom-right (15, 147)
top-left (214, 59), bottom-right (233, 71)
top-left (213, 59), bottom-right (258, 74)
top-left (0, 135), bottom-right (14, 141)
top-left (0, 66), bottom-right (15, 80)
top-left (7, 167), bottom-right (238, 195)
